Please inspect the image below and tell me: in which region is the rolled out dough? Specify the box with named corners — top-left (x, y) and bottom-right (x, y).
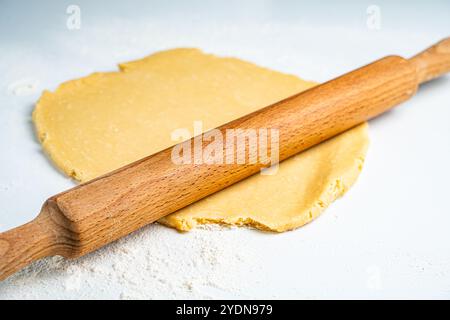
top-left (33, 48), bottom-right (369, 232)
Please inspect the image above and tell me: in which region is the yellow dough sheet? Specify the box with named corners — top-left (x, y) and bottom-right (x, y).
top-left (33, 48), bottom-right (369, 232)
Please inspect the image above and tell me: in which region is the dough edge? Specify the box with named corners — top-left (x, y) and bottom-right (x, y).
top-left (159, 123), bottom-right (369, 233)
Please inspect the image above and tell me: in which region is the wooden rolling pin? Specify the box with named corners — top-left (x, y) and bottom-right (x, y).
top-left (1, 38), bottom-right (449, 281)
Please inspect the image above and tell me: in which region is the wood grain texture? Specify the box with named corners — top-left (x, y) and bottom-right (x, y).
top-left (410, 38), bottom-right (450, 83)
top-left (0, 38), bottom-right (449, 281)
top-left (0, 202), bottom-right (77, 280)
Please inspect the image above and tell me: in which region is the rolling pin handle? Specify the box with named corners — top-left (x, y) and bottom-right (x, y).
top-left (0, 204), bottom-right (72, 281)
top-left (409, 37), bottom-right (450, 84)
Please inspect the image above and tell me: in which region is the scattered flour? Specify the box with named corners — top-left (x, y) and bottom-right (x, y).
top-left (7, 78), bottom-right (40, 96)
top-left (0, 223), bottom-right (264, 299)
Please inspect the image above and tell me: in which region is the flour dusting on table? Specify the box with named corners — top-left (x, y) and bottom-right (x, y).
top-left (0, 224), bottom-right (264, 299)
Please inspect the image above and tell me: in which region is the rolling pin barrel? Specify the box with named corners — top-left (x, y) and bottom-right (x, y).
top-left (49, 55), bottom-right (419, 257)
top-left (0, 38), bottom-right (449, 281)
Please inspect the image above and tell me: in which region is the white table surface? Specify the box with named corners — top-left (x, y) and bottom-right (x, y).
top-left (0, 0), bottom-right (450, 299)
